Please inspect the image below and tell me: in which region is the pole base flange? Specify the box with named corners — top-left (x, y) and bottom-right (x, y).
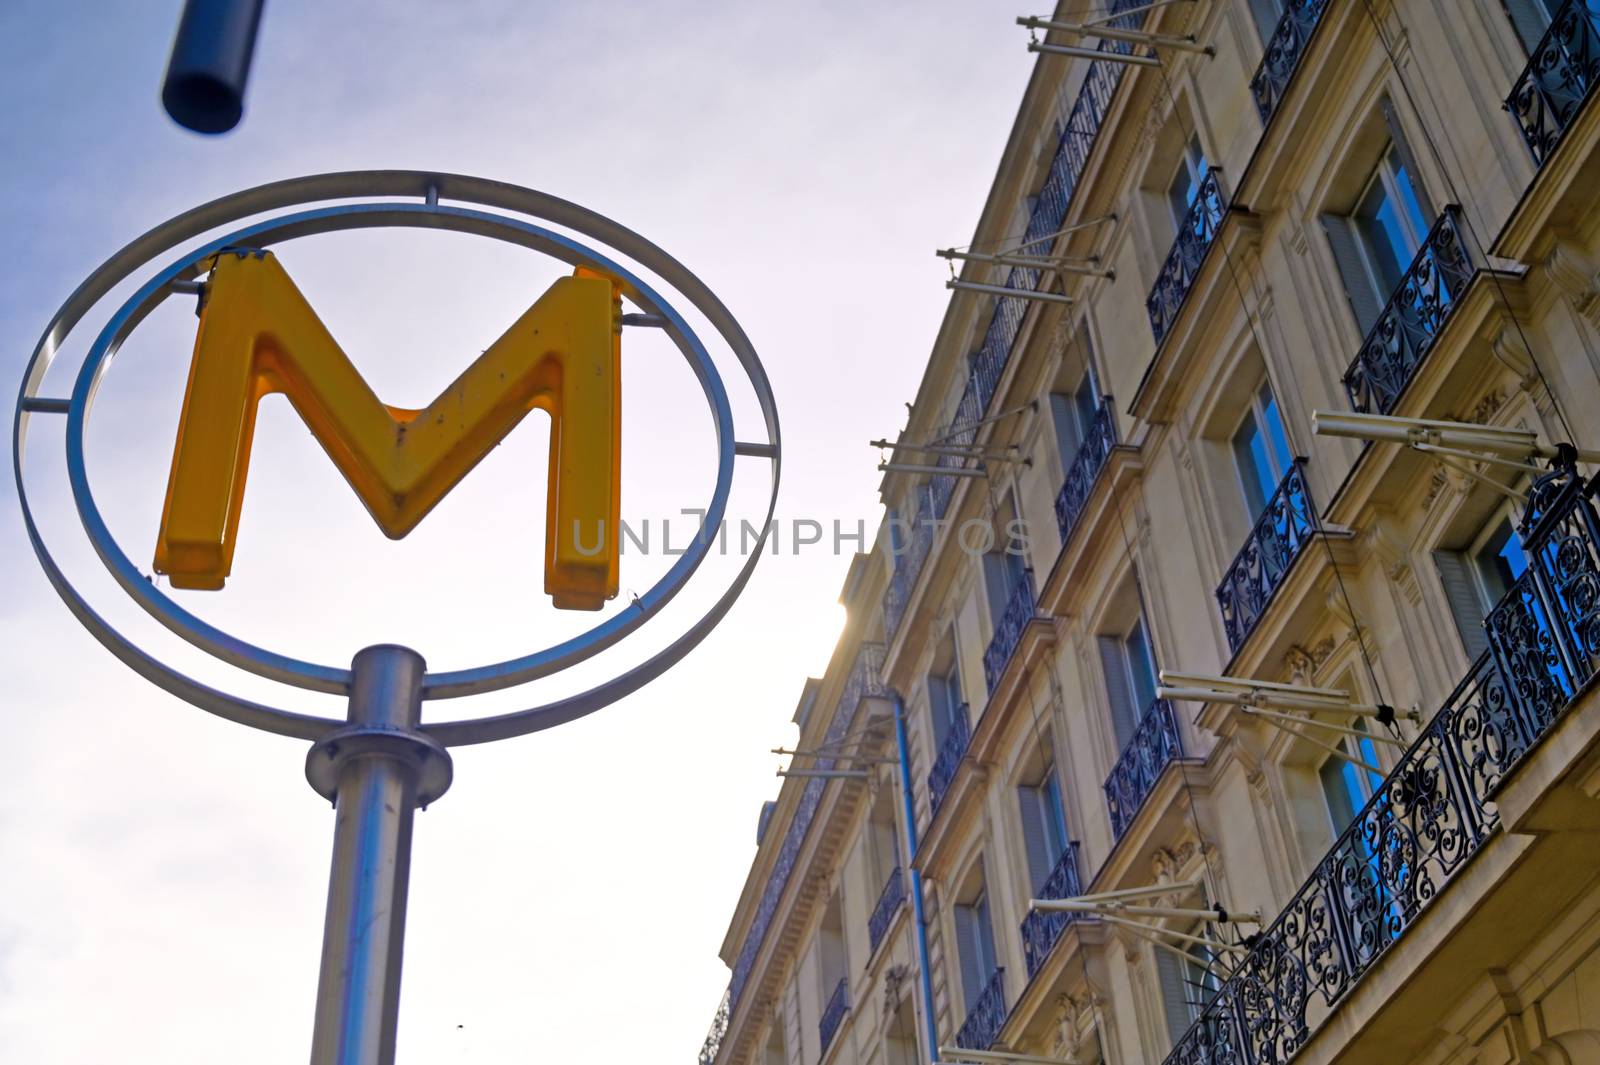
top-left (305, 725), bottom-right (453, 808)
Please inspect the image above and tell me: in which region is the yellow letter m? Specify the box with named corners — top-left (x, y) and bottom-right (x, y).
top-left (155, 249), bottom-right (621, 610)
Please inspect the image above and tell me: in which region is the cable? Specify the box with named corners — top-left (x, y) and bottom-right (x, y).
top-left (1355, 0), bottom-right (1583, 452)
top-left (1148, 53), bottom-right (1396, 733)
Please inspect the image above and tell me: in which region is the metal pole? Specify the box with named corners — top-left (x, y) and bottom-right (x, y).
top-left (891, 691), bottom-right (940, 1064)
top-left (161, 0), bottom-right (266, 133)
top-left (305, 645), bottom-right (453, 1065)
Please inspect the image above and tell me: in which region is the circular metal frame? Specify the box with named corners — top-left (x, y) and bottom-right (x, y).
top-left (14, 172), bottom-right (781, 746)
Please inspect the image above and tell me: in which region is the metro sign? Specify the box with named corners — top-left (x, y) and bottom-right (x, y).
top-left (157, 248), bottom-right (621, 609)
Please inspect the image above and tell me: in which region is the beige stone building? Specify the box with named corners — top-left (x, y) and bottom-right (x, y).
top-left (700, 2), bottom-right (1600, 1064)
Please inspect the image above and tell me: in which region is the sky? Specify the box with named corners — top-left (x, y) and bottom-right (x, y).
top-left (0, 3), bottom-right (1031, 1061)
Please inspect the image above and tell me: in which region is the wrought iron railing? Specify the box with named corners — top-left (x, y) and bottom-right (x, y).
top-left (819, 977), bottom-right (850, 1057)
top-left (884, 0), bottom-right (1146, 644)
top-left (1250, 0), bottom-right (1330, 124)
top-left (1021, 843), bottom-right (1086, 977)
top-left (956, 968), bottom-right (1009, 1050)
top-left (868, 866), bottom-right (906, 955)
top-left (1055, 396), bottom-right (1118, 552)
top-left (1507, 0), bottom-right (1600, 166)
top-left (928, 708), bottom-right (973, 820)
top-left (1104, 698), bottom-right (1185, 840)
top-left (1165, 461), bottom-right (1600, 1065)
top-left (1147, 169), bottom-right (1228, 346)
top-left (982, 571), bottom-right (1039, 694)
top-left (1342, 207), bottom-right (1475, 415)
top-left (728, 648), bottom-right (888, 1009)
top-left (1216, 461), bottom-right (1316, 655)
top-left (699, 987), bottom-right (730, 1065)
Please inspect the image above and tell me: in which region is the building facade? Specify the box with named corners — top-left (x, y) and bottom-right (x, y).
top-left (703, 2), bottom-right (1600, 1064)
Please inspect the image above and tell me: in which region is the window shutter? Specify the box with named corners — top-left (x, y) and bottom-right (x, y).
top-left (1434, 550), bottom-right (1491, 660)
top-left (1155, 947), bottom-right (1196, 1044)
top-left (954, 905), bottom-right (984, 1012)
top-left (1017, 787), bottom-right (1053, 891)
top-left (1321, 214), bottom-right (1386, 336)
top-left (1501, 0), bottom-right (1552, 55)
top-left (1098, 636), bottom-right (1137, 749)
top-left (1380, 96), bottom-right (1436, 223)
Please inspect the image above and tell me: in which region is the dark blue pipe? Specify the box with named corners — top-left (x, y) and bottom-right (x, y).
top-left (161, 0), bottom-right (266, 133)
top-left (892, 689), bottom-right (940, 1062)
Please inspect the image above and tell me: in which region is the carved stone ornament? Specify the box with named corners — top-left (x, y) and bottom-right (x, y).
top-left (883, 964), bottom-right (910, 1013)
top-left (1545, 237), bottom-right (1600, 325)
top-left (1421, 467), bottom-right (1451, 512)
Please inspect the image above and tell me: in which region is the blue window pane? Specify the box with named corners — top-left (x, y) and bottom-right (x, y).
top-left (1391, 161), bottom-right (1429, 241)
top-left (1261, 391), bottom-right (1292, 475)
top-left (1233, 420), bottom-right (1272, 516)
top-left (1125, 621), bottom-right (1158, 712)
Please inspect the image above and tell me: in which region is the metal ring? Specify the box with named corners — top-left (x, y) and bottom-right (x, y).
top-left (14, 171), bottom-right (781, 745)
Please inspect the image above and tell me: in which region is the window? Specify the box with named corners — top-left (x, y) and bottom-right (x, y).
top-left (982, 494), bottom-right (1029, 627)
top-left (1247, 0), bottom-right (1284, 44)
top-left (1435, 512), bottom-right (1529, 659)
top-left (1322, 101), bottom-right (1436, 333)
top-left (1098, 617), bottom-right (1158, 748)
top-left (1318, 721), bottom-right (1384, 835)
top-left (1351, 145), bottom-right (1430, 298)
top-left (1017, 763), bottom-right (1071, 891)
top-left (1231, 381), bottom-right (1293, 517)
top-left (928, 628), bottom-right (966, 749)
top-left (1155, 930), bottom-right (1222, 1044)
top-left (954, 890), bottom-right (1000, 1012)
top-left (1049, 365), bottom-right (1101, 465)
top-left (1501, 0), bottom-right (1555, 54)
top-left (1167, 136), bottom-right (1210, 229)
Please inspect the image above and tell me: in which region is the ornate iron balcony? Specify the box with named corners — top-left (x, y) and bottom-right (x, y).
top-left (882, 1), bottom-right (1150, 645)
top-left (819, 977), bottom-right (850, 1057)
top-left (956, 967), bottom-right (1008, 1050)
top-left (1342, 207), bottom-right (1475, 416)
top-left (868, 866), bottom-right (906, 955)
top-left (1216, 461), bottom-right (1316, 654)
top-left (928, 709), bottom-right (972, 820)
top-left (1055, 396), bottom-right (1118, 552)
top-left (1020, 843), bottom-right (1086, 978)
top-left (1147, 169), bottom-right (1228, 346)
top-left (982, 571), bottom-right (1039, 695)
top-left (1103, 698), bottom-right (1184, 840)
top-left (699, 987), bottom-right (730, 1065)
top-left (1165, 461), bottom-right (1600, 1065)
top-left (1250, 0), bottom-right (1330, 124)
top-left (1507, 0), bottom-right (1600, 167)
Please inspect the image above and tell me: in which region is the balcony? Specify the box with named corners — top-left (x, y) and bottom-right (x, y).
top-left (1104, 698), bottom-right (1185, 841)
top-left (1147, 169), bottom-right (1228, 346)
top-left (883, 0), bottom-right (1146, 645)
top-left (1507, 0), bottom-right (1600, 167)
top-left (982, 571), bottom-right (1039, 695)
top-left (955, 968), bottom-right (1008, 1050)
top-left (819, 977), bottom-right (849, 1057)
top-left (699, 988), bottom-right (729, 1065)
top-left (928, 709), bottom-right (972, 819)
top-left (1055, 396), bottom-right (1118, 552)
top-left (1020, 843), bottom-right (1086, 978)
top-left (1250, 0), bottom-right (1330, 125)
top-left (1342, 207), bottom-right (1475, 415)
top-left (1216, 461), bottom-right (1316, 655)
top-left (867, 866), bottom-right (906, 955)
top-left (1164, 460), bottom-right (1600, 1065)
